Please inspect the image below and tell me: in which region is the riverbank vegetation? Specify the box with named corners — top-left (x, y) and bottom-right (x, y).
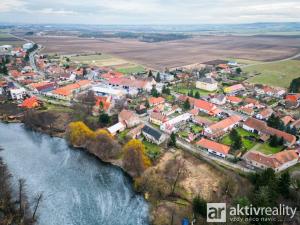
top-left (0, 151), bottom-right (42, 225)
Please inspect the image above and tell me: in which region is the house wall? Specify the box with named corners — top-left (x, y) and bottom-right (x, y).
top-left (196, 81), bottom-right (218, 91)
top-left (142, 131), bottom-right (164, 145)
top-left (149, 117), bottom-right (164, 126)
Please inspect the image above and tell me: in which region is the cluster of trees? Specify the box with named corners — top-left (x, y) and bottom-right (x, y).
top-left (151, 86), bottom-right (160, 97)
top-left (269, 135), bottom-right (284, 147)
top-left (229, 129), bottom-right (242, 151)
top-left (187, 90), bottom-right (200, 99)
top-left (67, 121), bottom-right (121, 161)
top-left (267, 114), bottom-right (297, 135)
top-left (122, 139), bottom-right (152, 177)
top-left (0, 56), bottom-right (9, 75)
top-left (0, 155), bottom-right (42, 225)
top-left (289, 77), bottom-right (300, 93)
top-left (162, 85), bottom-right (171, 95)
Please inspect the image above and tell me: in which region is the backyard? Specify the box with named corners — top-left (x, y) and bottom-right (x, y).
top-left (221, 127), bottom-right (259, 151)
top-left (143, 140), bottom-right (161, 160)
top-left (250, 142), bottom-right (284, 155)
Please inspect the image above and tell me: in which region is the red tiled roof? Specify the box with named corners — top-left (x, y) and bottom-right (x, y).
top-left (19, 96), bottom-right (39, 108)
top-left (245, 150), bottom-right (298, 169)
top-left (286, 94), bottom-right (300, 102)
top-left (53, 80), bottom-right (91, 96)
top-left (148, 97), bottom-right (165, 106)
top-left (150, 111), bottom-right (167, 122)
top-left (227, 96), bottom-right (242, 103)
top-left (244, 118), bottom-right (296, 145)
top-left (207, 115), bottom-right (242, 134)
top-left (197, 138), bottom-right (230, 155)
top-left (95, 96), bottom-right (111, 111)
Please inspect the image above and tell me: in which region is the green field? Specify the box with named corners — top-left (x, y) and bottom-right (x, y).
top-left (116, 65), bottom-right (145, 74)
top-left (245, 60), bottom-right (300, 88)
top-left (173, 85), bottom-right (216, 96)
top-left (69, 53), bottom-right (144, 73)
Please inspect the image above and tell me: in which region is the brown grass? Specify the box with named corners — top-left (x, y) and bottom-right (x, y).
top-left (30, 35), bottom-right (300, 70)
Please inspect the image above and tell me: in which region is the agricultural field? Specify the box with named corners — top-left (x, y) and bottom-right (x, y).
top-left (30, 35), bottom-right (300, 70)
top-left (0, 32), bottom-right (25, 46)
top-left (245, 60), bottom-right (300, 88)
top-left (68, 53), bottom-right (145, 73)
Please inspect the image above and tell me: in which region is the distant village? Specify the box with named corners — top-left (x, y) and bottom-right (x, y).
top-left (1, 42), bottom-right (300, 173)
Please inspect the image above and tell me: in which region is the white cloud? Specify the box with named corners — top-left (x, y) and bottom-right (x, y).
top-left (0, 0), bottom-right (25, 12)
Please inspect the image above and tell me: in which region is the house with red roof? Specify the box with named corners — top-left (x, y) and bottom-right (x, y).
top-left (108, 77), bottom-right (156, 93)
top-left (256, 108), bottom-right (273, 120)
top-left (19, 96), bottom-right (40, 109)
top-left (224, 84), bottom-right (245, 94)
top-left (148, 96), bottom-right (165, 107)
top-left (51, 80), bottom-right (92, 101)
top-left (286, 93), bottom-right (300, 103)
top-left (227, 96), bottom-right (242, 104)
top-left (118, 109), bottom-right (141, 128)
top-left (149, 111), bottom-right (168, 126)
top-left (179, 95), bottom-right (220, 116)
top-left (93, 96), bottom-right (112, 116)
top-left (243, 117), bottom-right (296, 147)
top-left (204, 115), bottom-right (242, 138)
top-left (243, 150), bottom-right (298, 172)
top-left (197, 138), bottom-right (230, 158)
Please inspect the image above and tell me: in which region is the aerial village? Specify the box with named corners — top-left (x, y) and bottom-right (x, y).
top-left (1, 42), bottom-right (300, 174)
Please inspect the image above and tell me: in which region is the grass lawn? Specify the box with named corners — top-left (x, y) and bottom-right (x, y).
top-left (143, 140), bottom-right (161, 160)
top-left (221, 128), bottom-right (258, 150)
top-left (191, 125), bottom-right (203, 133)
top-left (173, 85), bottom-right (215, 96)
top-left (116, 65), bottom-right (145, 74)
top-left (245, 60), bottom-right (300, 88)
top-left (44, 103), bottom-right (73, 113)
top-left (253, 143), bottom-right (283, 155)
top-left (178, 130), bottom-right (189, 138)
top-left (118, 129), bottom-right (130, 142)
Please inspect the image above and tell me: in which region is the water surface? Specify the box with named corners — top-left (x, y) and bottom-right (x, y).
top-left (0, 123), bottom-right (149, 225)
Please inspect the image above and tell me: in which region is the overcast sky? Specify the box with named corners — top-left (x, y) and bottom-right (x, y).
top-left (1, 0), bottom-right (300, 24)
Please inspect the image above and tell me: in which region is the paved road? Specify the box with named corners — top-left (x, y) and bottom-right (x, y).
top-left (140, 114), bottom-right (253, 173)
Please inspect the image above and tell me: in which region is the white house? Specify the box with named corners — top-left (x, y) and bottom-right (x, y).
top-left (10, 88), bottom-right (26, 100)
top-left (160, 113), bottom-right (191, 134)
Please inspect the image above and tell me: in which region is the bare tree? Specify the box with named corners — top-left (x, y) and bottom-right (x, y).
top-left (32, 193), bottom-right (43, 221)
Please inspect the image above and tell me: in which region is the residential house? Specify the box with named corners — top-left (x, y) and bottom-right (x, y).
top-left (179, 95), bottom-right (221, 116)
top-left (196, 77), bottom-right (218, 91)
top-left (204, 115), bottom-right (242, 138)
top-left (107, 122), bottom-right (126, 136)
top-left (192, 116), bottom-right (215, 127)
top-left (224, 84), bottom-right (245, 94)
top-left (281, 116), bottom-right (295, 126)
top-left (243, 117), bottom-right (296, 146)
top-left (243, 150), bottom-right (298, 172)
top-left (108, 77), bottom-right (156, 93)
top-left (197, 138), bottom-right (230, 158)
top-left (291, 119), bottom-right (300, 130)
top-left (149, 112), bottom-right (168, 126)
top-left (160, 72), bottom-right (175, 82)
top-left (10, 87), bottom-right (26, 100)
top-left (160, 113), bottom-right (192, 134)
top-left (210, 94), bottom-right (227, 105)
top-left (135, 104), bottom-right (147, 115)
top-left (227, 96), bottom-right (242, 105)
top-left (239, 106), bottom-right (255, 116)
top-left (51, 80), bottom-right (92, 101)
top-left (118, 109), bottom-right (141, 128)
top-left (93, 96), bottom-right (112, 116)
top-left (142, 125), bottom-right (165, 145)
top-left (127, 124), bottom-right (145, 139)
top-left (148, 97), bottom-right (165, 107)
top-left (28, 81), bottom-right (56, 93)
top-left (256, 108), bottom-right (273, 120)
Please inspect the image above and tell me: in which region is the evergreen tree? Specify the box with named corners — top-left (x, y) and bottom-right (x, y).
top-left (169, 132), bottom-right (177, 147)
top-left (192, 196), bottom-right (207, 217)
top-left (151, 86), bottom-right (159, 97)
top-left (148, 70), bottom-right (153, 78)
top-left (289, 77), bottom-right (300, 93)
top-left (278, 172), bottom-right (291, 197)
top-left (183, 98), bottom-right (191, 110)
top-left (145, 100), bottom-right (150, 108)
top-left (194, 91), bottom-right (200, 99)
top-left (156, 72), bottom-right (161, 82)
top-left (99, 113), bottom-right (111, 124)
